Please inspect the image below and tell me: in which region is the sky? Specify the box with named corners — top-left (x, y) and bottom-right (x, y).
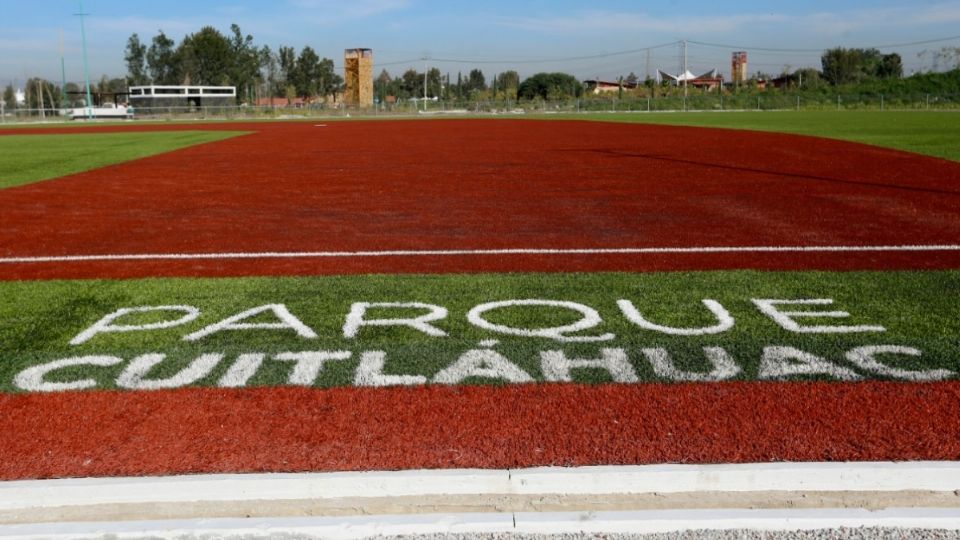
top-left (2, 0), bottom-right (960, 87)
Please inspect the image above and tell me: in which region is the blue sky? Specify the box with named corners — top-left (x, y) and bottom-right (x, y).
top-left (2, 0), bottom-right (960, 86)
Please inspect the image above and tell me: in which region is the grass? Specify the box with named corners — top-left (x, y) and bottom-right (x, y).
top-left (0, 131), bottom-right (245, 190)
top-left (567, 110), bottom-right (960, 162)
top-left (1, 270), bottom-right (957, 392)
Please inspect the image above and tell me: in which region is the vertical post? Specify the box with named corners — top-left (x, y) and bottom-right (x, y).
top-left (60, 29), bottom-right (67, 113)
top-left (837, 95), bottom-right (841, 111)
top-left (37, 79), bottom-right (47, 120)
top-left (881, 94), bottom-right (884, 111)
top-left (926, 94), bottom-right (930, 109)
top-left (797, 95), bottom-right (800, 111)
top-left (720, 93), bottom-right (723, 111)
top-left (645, 49), bottom-right (651, 82)
top-left (757, 96), bottom-right (760, 111)
top-left (682, 40), bottom-right (688, 99)
top-left (647, 97), bottom-right (650, 112)
top-left (422, 57), bottom-right (428, 112)
top-left (75, 2), bottom-right (93, 120)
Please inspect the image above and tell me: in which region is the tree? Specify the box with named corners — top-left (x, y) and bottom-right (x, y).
top-left (793, 68), bottom-right (823, 89)
top-left (625, 72), bottom-right (639, 86)
top-left (878, 53), bottom-right (903, 79)
top-left (401, 68), bottom-right (421, 98)
top-left (375, 69), bottom-right (392, 101)
top-left (517, 72), bottom-right (583, 100)
top-left (426, 67), bottom-right (442, 98)
top-left (464, 69), bottom-right (486, 93)
top-left (279, 46), bottom-right (297, 90)
top-left (2, 84), bottom-right (15, 109)
top-left (500, 70), bottom-right (520, 99)
top-left (259, 46), bottom-right (279, 100)
top-left (178, 26), bottom-right (233, 86)
top-left (229, 24), bottom-right (260, 102)
top-left (821, 47), bottom-right (897, 85)
top-left (147, 31), bottom-right (178, 84)
top-left (24, 78), bottom-right (61, 110)
top-left (125, 34), bottom-right (149, 85)
top-left (318, 57), bottom-right (342, 99)
top-left (292, 46), bottom-right (320, 97)
top-left (937, 47), bottom-right (960, 71)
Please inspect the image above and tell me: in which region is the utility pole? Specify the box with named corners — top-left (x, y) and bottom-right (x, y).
top-left (59, 29), bottom-right (67, 111)
top-left (645, 49), bottom-right (651, 82)
top-left (74, 2), bottom-right (93, 119)
top-left (682, 40), bottom-right (688, 98)
top-left (422, 56), bottom-right (428, 112)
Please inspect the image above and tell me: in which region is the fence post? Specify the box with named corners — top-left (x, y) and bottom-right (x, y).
top-left (926, 94), bottom-right (930, 109)
top-left (837, 95), bottom-right (841, 111)
top-left (881, 94), bottom-right (884, 111)
top-left (720, 94), bottom-right (724, 111)
top-left (757, 97), bottom-right (761, 111)
top-left (796, 95), bottom-right (800, 111)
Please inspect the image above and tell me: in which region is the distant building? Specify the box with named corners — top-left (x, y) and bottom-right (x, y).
top-left (128, 85), bottom-right (236, 108)
top-left (14, 88), bottom-right (25, 105)
top-left (584, 80), bottom-right (639, 94)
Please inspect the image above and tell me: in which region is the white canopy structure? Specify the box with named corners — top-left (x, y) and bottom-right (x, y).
top-left (657, 69), bottom-right (719, 85)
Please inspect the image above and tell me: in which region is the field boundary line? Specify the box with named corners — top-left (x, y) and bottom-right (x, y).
top-left (2, 244), bottom-right (960, 264)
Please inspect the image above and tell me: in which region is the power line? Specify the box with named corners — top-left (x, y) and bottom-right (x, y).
top-left (688, 34), bottom-right (960, 53)
top-left (428, 41), bottom-right (681, 65)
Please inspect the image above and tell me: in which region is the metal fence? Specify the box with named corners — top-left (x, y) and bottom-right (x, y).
top-left (3, 93), bottom-right (959, 123)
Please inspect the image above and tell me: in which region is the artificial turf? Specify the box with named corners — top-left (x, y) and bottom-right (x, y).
top-left (0, 131), bottom-right (243, 189)
top-left (572, 110), bottom-right (960, 162)
top-left (2, 270), bottom-right (957, 392)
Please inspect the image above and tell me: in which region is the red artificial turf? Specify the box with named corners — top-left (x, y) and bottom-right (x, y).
top-left (1, 381), bottom-right (958, 480)
top-left (2, 119), bottom-right (959, 280)
top-left (2, 120), bottom-right (959, 480)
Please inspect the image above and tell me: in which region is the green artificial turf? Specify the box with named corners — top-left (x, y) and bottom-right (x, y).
top-left (0, 131), bottom-right (244, 189)
top-left (568, 111), bottom-right (960, 162)
top-left (2, 270), bottom-right (957, 392)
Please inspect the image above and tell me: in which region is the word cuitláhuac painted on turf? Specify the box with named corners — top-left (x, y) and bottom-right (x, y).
top-left (12, 298), bottom-right (956, 392)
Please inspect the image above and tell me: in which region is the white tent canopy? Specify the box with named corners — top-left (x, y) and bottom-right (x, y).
top-left (657, 69), bottom-right (719, 84)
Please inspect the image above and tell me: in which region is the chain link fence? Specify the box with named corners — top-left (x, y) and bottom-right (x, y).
top-left (2, 93), bottom-right (959, 123)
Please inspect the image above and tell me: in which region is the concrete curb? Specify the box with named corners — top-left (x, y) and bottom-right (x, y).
top-left (2, 463), bottom-right (959, 536)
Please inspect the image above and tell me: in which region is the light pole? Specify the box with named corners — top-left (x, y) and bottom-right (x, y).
top-left (74, 2), bottom-right (93, 119)
top-left (60, 29), bottom-right (68, 112)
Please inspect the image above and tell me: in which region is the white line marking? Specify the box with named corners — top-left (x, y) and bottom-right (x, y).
top-left (1, 245), bottom-right (959, 265)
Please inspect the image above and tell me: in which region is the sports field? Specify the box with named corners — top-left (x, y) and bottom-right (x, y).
top-left (1, 112), bottom-right (959, 480)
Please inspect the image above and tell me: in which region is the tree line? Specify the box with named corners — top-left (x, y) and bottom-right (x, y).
top-left (124, 25), bottom-right (342, 103)
top-left (4, 33), bottom-right (960, 112)
top-left (120, 25), bottom-right (587, 104)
